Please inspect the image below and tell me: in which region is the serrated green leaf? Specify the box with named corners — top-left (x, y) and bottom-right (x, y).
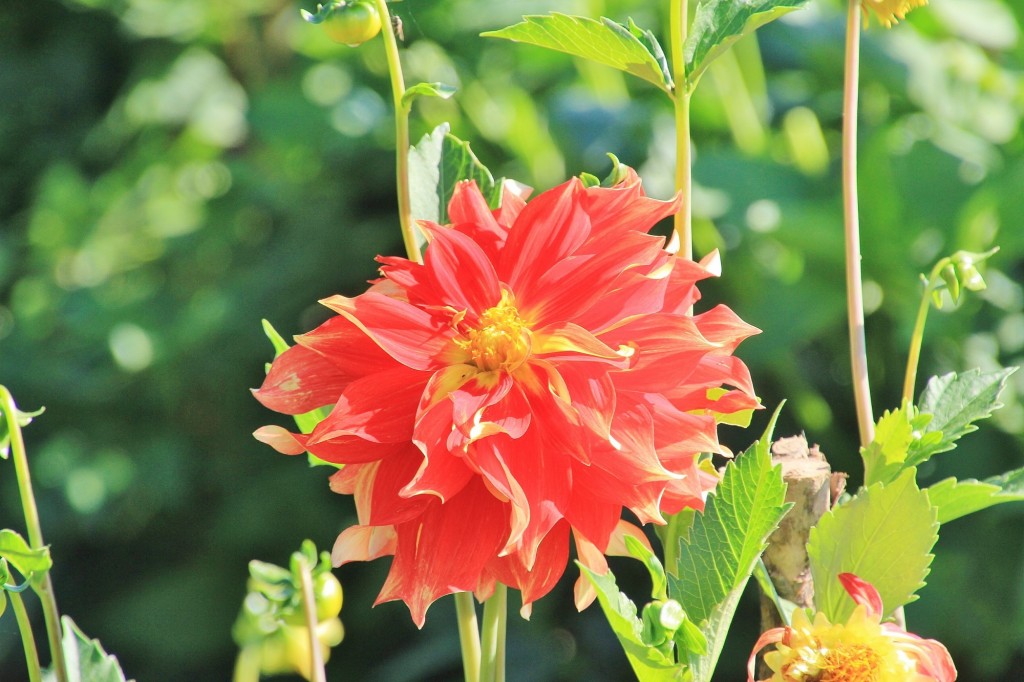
top-left (684, 0), bottom-right (809, 90)
top-left (400, 82), bottom-right (456, 110)
top-left (483, 14), bottom-right (673, 94)
top-left (861, 404), bottom-right (936, 486)
top-left (808, 468), bottom-right (938, 623)
top-left (408, 123), bottom-right (504, 227)
top-left (57, 616), bottom-right (132, 682)
top-left (913, 368), bottom-right (1018, 465)
top-left (579, 565), bottom-right (684, 681)
top-left (0, 529), bottom-right (52, 582)
top-left (668, 406), bottom-right (789, 682)
top-left (927, 466), bottom-right (1024, 524)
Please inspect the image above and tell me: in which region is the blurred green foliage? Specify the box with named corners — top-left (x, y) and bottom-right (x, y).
top-left (1, 0), bottom-right (1022, 680)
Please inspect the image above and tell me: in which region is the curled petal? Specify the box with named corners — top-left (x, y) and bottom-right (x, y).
top-left (488, 520), bottom-right (570, 619)
top-left (253, 344), bottom-right (350, 415)
top-left (308, 367), bottom-right (427, 445)
top-left (253, 425), bottom-right (308, 455)
top-left (838, 572), bottom-right (884, 618)
top-left (332, 524), bottom-right (397, 566)
top-left (747, 627), bottom-right (787, 682)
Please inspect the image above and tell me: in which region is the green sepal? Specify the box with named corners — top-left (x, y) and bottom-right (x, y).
top-left (483, 14), bottom-right (673, 94)
top-left (400, 82), bottom-right (457, 111)
top-left (301, 2), bottom-right (340, 25)
top-left (684, 0), bottom-right (810, 91)
top-left (807, 468), bottom-right (938, 623)
top-left (624, 535), bottom-right (668, 601)
top-left (926, 466), bottom-right (1024, 524)
top-left (0, 392), bottom-right (45, 460)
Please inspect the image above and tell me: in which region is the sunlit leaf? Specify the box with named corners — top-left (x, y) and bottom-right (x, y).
top-left (927, 466), bottom-right (1024, 524)
top-left (579, 565), bottom-right (684, 681)
top-left (483, 14), bottom-right (673, 94)
top-left (624, 535), bottom-right (667, 601)
top-left (408, 123), bottom-right (503, 225)
top-left (668, 406), bottom-right (789, 682)
top-left (684, 0), bottom-right (809, 90)
top-left (912, 368), bottom-right (1018, 465)
top-left (808, 468), bottom-right (937, 623)
top-left (860, 404), bottom-right (939, 486)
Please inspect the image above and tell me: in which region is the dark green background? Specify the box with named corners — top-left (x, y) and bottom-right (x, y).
top-left (2, 0), bottom-right (1022, 679)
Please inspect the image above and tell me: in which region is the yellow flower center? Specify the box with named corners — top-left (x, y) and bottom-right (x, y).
top-left (862, 0), bottom-right (928, 27)
top-left (820, 642), bottom-right (883, 682)
top-left (458, 292), bottom-right (531, 372)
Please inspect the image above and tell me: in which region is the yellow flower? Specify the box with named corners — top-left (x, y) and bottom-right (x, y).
top-left (748, 574), bottom-right (956, 682)
top-left (861, 0), bottom-right (928, 28)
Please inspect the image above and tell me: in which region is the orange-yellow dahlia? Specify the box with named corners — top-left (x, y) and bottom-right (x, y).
top-left (749, 573), bottom-right (956, 682)
top-left (255, 168), bottom-right (759, 626)
top-left (861, 0), bottom-right (928, 28)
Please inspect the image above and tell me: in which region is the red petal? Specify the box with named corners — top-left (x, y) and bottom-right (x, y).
top-left (375, 478), bottom-right (508, 628)
top-left (308, 367), bottom-right (426, 445)
top-left (448, 180), bottom-right (509, 263)
top-left (403, 399), bottom-right (474, 503)
top-left (567, 251), bottom-right (674, 332)
top-left (693, 305), bottom-right (761, 351)
top-left (332, 524), bottom-right (397, 566)
top-left (531, 321), bottom-right (630, 366)
top-left (491, 179), bottom-right (531, 229)
top-left (320, 292), bottom-right (454, 371)
top-left (582, 165), bottom-right (681, 237)
top-left (499, 179), bottom-right (590, 293)
top-left (557, 363), bottom-right (616, 440)
top-left (294, 314), bottom-right (397, 377)
top-left (254, 344), bottom-right (350, 415)
top-left (838, 572), bottom-right (884, 618)
top-left (488, 520), bottom-right (570, 619)
top-left (663, 250), bottom-right (721, 313)
top-left (747, 627), bottom-right (787, 682)
top-left (601, 313), bottom-right (718, 393)
top-left (421, 223), bottom-right (502, 316)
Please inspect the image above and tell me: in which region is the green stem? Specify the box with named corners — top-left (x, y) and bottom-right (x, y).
top-left (1, 387), bottom-right (67, 682)
top-left (9, 591), bottom-right (43, 682)
top-left (670, 0), bottom-right (692, 260)
top-left (454, 592), bottom-right (481, 682)
top-left (902, 259), bottom-right (948, 404)
top-left (370, 0), bottom-right (421, 264)
top-left (232, 646), bottom-right (262, 682)
top-left (479, 583), bottom-right (507, 682)
top-left (841, 0), bottom-right (874, 447)
top-left (297, 557), bottom-right (326, 682)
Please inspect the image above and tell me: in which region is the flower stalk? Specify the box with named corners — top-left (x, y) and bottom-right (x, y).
top-left (670, 0), bottom-right (692, 260)
top-left (370, 0), bottom-right (421, 264)
top-left (1, 386), bottom-right (67, 682)
top-left (479, 584), bottom-right (507, 682)
top-left (9, 590), bottom-right (43, 682)
top-left (841, 0), bottom-right (875, 446)
top-left (455, 592), bottom-right (482, 682)
top-left (297, 554), bottom-right (327, 682)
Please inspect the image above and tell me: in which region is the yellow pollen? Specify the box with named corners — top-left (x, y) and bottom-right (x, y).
top-left (820, 642), bottom-right (883, 682)
top-left (457, 292), bottom-right (531, 372)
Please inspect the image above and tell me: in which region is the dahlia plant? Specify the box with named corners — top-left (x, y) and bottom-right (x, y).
top-left (2, 1), bottom-right (1023, 682)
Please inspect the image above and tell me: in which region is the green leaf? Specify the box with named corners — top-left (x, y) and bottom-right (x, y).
top-left (579, 565), bottom-right (684, 682)
top-left (400, 82), bottom-right (456, 111)
top-left (927, 466), bottom-right (1024, 524)
top-left (684, 0), bottom-right (809, 90)
top-left (807, 468), bottom-right (938, 623)
top-left (912, 368), bottom-right (1018, 465)
top-left (483, 14), bottom-right (673, 94)
top-left (668, 406), bottom-right (789, 682)
top-left (624, 535), bottom-right (668, 601)
top-left (408, 124), bottom-right (504, 227)
top-left (56, 616), bottom-right (132, 682)
top-left (860, 404), bottom-right (939, 486)
top-left (0, 529), bottom-right (52, 583)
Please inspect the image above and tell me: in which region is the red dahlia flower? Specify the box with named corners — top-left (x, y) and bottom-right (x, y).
top-left (254, 167), bottom-right (759, 626)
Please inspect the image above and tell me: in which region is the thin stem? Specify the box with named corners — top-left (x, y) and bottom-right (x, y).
top-left (9, 591), bottom-right (43, 682)
top-left (902, 260), bottom-right (948, 404)
top-left (670, 0), bottom-right (692, 260)
top-left (370, 0), bottom-right (421, 264)
top-left (297, 558), bottom-right (326, 682)
top-left (479, 583), bottom-right (507, 682)
top-left (454, 592), bottom-right (481, 682)
top-left (232, 646), bottom-right (262, 682)
top-left (1, 387), bottom-right (67, 682)
top-left (841, 0), bottom-right (875, 447)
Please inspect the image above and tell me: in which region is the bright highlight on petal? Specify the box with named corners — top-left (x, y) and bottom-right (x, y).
top-left (748, 573), bottom-right (956, 682)
top-left (255, 167), bottom-right (761, 626)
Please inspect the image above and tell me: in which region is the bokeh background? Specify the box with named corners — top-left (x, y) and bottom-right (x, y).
top-left (2, 0), bottom-right (1023, 679)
